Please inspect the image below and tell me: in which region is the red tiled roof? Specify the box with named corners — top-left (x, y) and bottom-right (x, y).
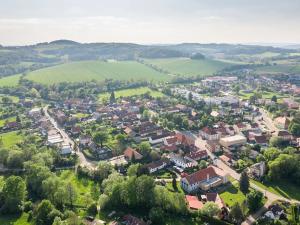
top-left (124, 147), bottom-right (143, 160)
top-left (185, 150), bottom-right (208, 160)
top-left (184, 166), bottom-right (218, 185)
top-left (186, 195), bottom-right (204, 210)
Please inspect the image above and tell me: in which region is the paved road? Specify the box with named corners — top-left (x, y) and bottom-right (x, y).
top-left (44, 106), bottom-right (97, 169)
top-left (255, 108), bottom-right (278, 133)
top-left (195, 137), bottom-right (299, 225)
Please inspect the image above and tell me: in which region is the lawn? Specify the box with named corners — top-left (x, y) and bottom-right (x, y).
top-left (57, 170), bottom-right (99, 206)
top-left (0, 117), bottom-right (16, 128)
top-left (0, 213), bottom-right (31, 225)
top-left (144, 57), bottom-right (233, 77)
top-left (98, 87), bottom-right (165, 100)
top-left (165, 181), bottom-right (184, 194)
top-left (0, 74), bottom-right (22, 87)
top-left (0, 131), bottom-right (24, 148)
top-left (238, 90), bottom-right (287, 100)
top-left (251, 179), bottom-right (300, 201)
top-left (220, 180), bottom-right (247, 207)
top-left (26, 60), bottom-right (170, 84)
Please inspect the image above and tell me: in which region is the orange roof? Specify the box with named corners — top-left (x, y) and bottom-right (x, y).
top-left (206, 193), bottom-right (225, 209)
top-left (186, 195), bottom-right (204, 210)
top-left (124, 147), bottom-right (143, 160)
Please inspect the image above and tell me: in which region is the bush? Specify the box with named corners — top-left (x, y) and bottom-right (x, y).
top-left (87, 202), bottom-right (97, 216)
top-left (23, 201), bottom-right (33, 212)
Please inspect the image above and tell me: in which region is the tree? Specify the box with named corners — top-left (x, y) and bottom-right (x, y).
top-left (263, 147), bottom-right (280, 161)
top-left (201, 202), bottom-right (220, 217)
top-left (65, 182), bottom-right (77, 208)
top-left (149, 207), bottom-right (165, 224)
top-left (93, 131), bottom-right (108, 148)
top-left (270, 137), bottom-right (289, 149)
top-left (172, 176), bottom-right (178, 191)
top-left (35, 200), bottom-right (55, 225)
top-left (1, 176), bottom-right (26, 213)
top-left (94, 161), bottom-right (113, 182)
top-left (188, 92), bottom-right (193, 102)
top-left (229, 202), bottom-right (244, 224)
top-left (127, 164), bottom-right (141, 177)
top-left (239, 171), bottom-right (250, 194)
top-left (139, 142), bottom-right (152, 157)
top-left (87, 202), bottom-right (97, 216)
top-left (109, 91), bottom-right (116, 103)
top-left (198, 160), bottom-right (207, 169)
top-left (271, 95), bottom-right (277, 103)
top-left (289, 123), bottom-right (300, 137)
top-left (246, 190), bottom-right (263, 212)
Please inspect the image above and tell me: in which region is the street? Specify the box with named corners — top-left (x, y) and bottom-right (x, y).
top-left (44, 106), bottom-right (97, 169)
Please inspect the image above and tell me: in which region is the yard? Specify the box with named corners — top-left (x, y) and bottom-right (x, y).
top-left (0, 74), bottom-right (21, 87)
top-left (0, 131), bottom-right (24, 148)
top-left (251, 179), bottom-right (300, 201)
top-left (0, 117), bottom-right (16, 128)
top-left (220, 180), bottom-right (248, 207)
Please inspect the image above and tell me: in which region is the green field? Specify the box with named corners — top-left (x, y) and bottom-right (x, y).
top-left (255, 64), bottom-right (300, 74)
top-left (0, 131), bottom-right (24, 148)
top-left (26, 60), bottom-right (170, 84)
top-left (238, 90), bottom-right (288, 100)
top-left (144, 57), bottom-right (233, 77)
top-left (0, 74), bottom-right (21, 87)
top-left (99, 87), bottom-right (165, 100)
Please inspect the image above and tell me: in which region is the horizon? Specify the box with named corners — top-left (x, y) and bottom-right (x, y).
top-left (1, 0), bottom-right (300, 45)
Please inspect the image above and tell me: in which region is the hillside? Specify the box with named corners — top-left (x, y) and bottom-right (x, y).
top-left (143, 58), bottom-right (233, 77)
top-left (25, 60), bottom-right (171, 84)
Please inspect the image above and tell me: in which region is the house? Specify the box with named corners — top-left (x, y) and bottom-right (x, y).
top-left (180, 166), bottom-right (229, 193)
top-left (60, 144), bottom-right (73, 155)
top-left (123, 215), bottom-right (147, 225)
top-left (184, 150), bottom-right (208, 161)
top-left (264, 204), bottom-right (285, 220)
top-left (185, 195), bottom-right (203, 210)
top-left (29, 108), bottom-right (42, 118)
top-left (206, 140), bottom-right (221, 153)
top-left (282, 98), bottom-right (299, 109)
top-left (4, 121), bottom-right (20, 130)
top-left (89, 144), bottom-right (113, 160)
top-left (254, 135), bottom-right (268, 146)
top-left (275, 130), bottom-right (293, 141)
top-left (146, 160), bottom-right (168, 173)
top-left (169, 153), bottom-right (197, 169)
top-left (79, 135), bottom-right (92, 146)
top-left (199, 127), bottom-right (221, 141)
top-left (219, 135), bottom-right (247, 148)
top-left (219, 155), bottom-right (233, 166)
top-left (203, 193), bottom-right (226, 209)
top-left (274, 117), bottom-right (290, 130)
top-left (247, 162), bottom-right (266, 179)
top-left (124, 147), bottom-right (143, 161)
top-left (176, 131), bottom-right (197, 146)
top-left (71, 126), bottom-right (81, 136)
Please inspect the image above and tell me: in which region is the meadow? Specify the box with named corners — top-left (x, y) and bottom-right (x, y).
top-left (0, 131), bottom-right (24, 148)
top-left (25, 60), bottom-right (170, 84)
top-left (144, 57), bottom-right (233, 77)
top-left (0, 74), bottom-right (21, 87)
top-left (98, 87), bottom-right (165, 100)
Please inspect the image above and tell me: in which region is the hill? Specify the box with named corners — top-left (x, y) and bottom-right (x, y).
top-left (143, 58), bottom-right (233, 77)
top-left (25, 60), bottom-right (171, 84)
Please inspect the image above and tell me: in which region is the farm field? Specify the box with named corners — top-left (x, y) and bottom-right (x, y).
top-left (0, 131), bottom-right (24, 148)
top-left (25, 60), bottom-right (170, 84)
top-left (0, 74), bottom-right (21, 87)
top-left (98, 87), bottom-right (165, 100)
top-left (144, 57), bottom-right (233, 77)
top-left (255, 64), bottom-right (300, 74)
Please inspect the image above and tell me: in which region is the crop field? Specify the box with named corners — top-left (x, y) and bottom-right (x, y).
top-left (25, 60), bottom-right (170, 84)
top-left (144, 57), bottom-right (233, 77)
top-left (98, 87), bottom-right (165, 100)
top-left (0, 74), bottom-right (21, 87)
top-left (255, 64), bottom-right (300, 74)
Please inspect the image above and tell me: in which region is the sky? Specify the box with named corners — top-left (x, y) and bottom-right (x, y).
top-left (0, 0), bottom-right (300, 45)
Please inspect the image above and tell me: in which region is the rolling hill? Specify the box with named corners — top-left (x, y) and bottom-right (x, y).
top-left (25, 60), bottom-right (171, 84)
top-left (143, 58), bottom-right (233, 77)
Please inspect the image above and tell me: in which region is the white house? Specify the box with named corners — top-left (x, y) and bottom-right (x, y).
top-left (169, 153), bottom-right (197, 169)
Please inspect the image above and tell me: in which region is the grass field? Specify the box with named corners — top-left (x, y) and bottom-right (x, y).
top-left (255, 64), bottom-right (300, 74)
top-left (251, 179), bottom-right (300, 201)
top-left (25, 60), bottom-right (170, 84)
top-left (98, 87), bottom-right (165, 100)
top-left (238, 90), bottom-right (288, 100)
top-left (0, 74), bottom-right (21, 87)
top-left (0, 213), bottom-right (31, 225)
top-left (0, 131), bottom-right (24, 148)
top-left (220, 180), bottom-right (247, 207)
top-left (144, 57), bottom-right (233, 77)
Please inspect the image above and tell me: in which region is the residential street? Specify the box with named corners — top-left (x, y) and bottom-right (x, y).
top-left (196, 137), bottom-right (299, 225)
top-left (44, 106), bottom-right (98, 169)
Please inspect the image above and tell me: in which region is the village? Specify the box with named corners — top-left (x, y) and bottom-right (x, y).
top-left (0, 74), bottom-right (300, 225)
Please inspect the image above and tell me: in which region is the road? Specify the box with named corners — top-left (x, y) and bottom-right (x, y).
top-left (44, 106), bottom-right (97, 169)
top-left (254, 108), bottom-right (278, 133)
top-left (195, 137), bottom-right (299, 225)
